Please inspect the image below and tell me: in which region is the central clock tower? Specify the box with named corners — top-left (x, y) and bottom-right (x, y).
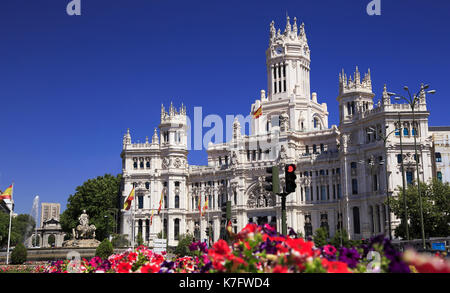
top-left (266, 16), bottom-right (311, 101)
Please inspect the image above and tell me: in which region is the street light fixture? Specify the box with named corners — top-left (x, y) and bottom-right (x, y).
top-left (391, 84), bottom-right (436, 250)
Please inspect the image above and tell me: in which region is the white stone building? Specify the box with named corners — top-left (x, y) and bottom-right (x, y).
top-left (119, 16), bottom-right (445, 246)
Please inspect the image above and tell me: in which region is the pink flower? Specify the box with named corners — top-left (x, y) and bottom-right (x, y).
top-left (323, 245), bottom-right (337, 256)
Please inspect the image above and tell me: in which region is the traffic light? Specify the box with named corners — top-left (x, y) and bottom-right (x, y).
top-left (285, 164), bottom-right (297, 193)
top-left (264, 166), bottom-right (280, 193)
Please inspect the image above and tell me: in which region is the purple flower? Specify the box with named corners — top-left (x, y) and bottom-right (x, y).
top-left (339, 247), bottom-right (361, 268)
top-left (189, 242), bottom-right (199, 251)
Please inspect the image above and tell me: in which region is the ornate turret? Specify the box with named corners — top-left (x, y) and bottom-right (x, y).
top-left (123, 128), bottom-right (131, 148)
top-left (266, 15), bottom-right (311, 101)
top-left (152, 128), bottom-right (159, 144)
top-left (232, 117), bottom-right (242, 141)
top-left (382, 84), bottom-right (391, 106)
top-left (339, 67), bottom-right (372, 95)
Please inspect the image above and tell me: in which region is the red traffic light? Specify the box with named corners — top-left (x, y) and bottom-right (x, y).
top-left (286, 164), bottom-right (296, 173)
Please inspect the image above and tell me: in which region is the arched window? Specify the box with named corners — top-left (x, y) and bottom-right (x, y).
top-left (146, 161), bottom-right (150, 168)
top-left (145, 182), bottom-right (150, 190)
top-left (140, 162), bottom-right (144, 169)
top-left (133, 162), bottom-right (138, 169)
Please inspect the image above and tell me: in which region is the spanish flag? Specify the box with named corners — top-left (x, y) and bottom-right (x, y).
top-left (157, 189), bottom-right (164, 215)
top-left (253, 105), bottom-right (262, 119)
top-left (202, 195), bottom-right (208, 213)
top-left (150, 209), bottom-right (154, 226)
top-left (0, 185), bottom-right (13, 201)
top-left (123, 187), bottom-right (135, 211)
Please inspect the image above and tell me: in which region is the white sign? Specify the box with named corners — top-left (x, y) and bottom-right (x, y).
top-left (153, 238), bottom-right (167, 254)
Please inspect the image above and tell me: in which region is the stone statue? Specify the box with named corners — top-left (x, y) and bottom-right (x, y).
top-left (76, 210), bottom-right (96, 240)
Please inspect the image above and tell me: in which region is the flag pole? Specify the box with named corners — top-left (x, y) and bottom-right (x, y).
top-left (6, 182), bottom-right (14, 265)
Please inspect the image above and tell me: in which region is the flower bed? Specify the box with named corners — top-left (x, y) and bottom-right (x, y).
top-left (34, 224), bottom-right (450, 273)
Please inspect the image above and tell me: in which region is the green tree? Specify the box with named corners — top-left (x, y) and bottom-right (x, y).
top-left (174, 233), bottom-right (194, 257)
top-left (0, 213), bottom-right (35, 248)
top-left (11, 243), bottom-right (27, 264)
top-left (136, 232), bottom-right (144, 246)
top-left (60, 174), bottom-right (121, 241)
top-left (330, 229), bottom-right (351, 248)
top-left (111, 233), bottom-right (129, 248)
top-left (95, 239), bottom-right (114, 259)
top-left (390, 179), bottom-right (450, 239)
top-left (313, 227), bottom-right (329, 247)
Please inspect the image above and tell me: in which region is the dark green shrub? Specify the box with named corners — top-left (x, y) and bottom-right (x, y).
top-left (11, 243), bottom-right (27, 264)
top-left (95, 239), bottom-right (113, 259)
top-left (174, 233), bottom-right (194, 257)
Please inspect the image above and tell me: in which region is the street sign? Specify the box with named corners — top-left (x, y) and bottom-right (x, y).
top-left (153, 238), bottom-right (167, 254)
top-left (431, 242), bottom-right (446, 251)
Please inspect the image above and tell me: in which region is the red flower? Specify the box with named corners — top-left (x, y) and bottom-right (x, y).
top-left (272, 265), bottom-right (288, 273)
top-left (117, 262), bottom-right (132, 273)
top-left (140, 264), bottom-right (160, 273)
top-left (321, 259), bottom-right (351, 273)
top-left (127, 252), bottom-right (137, 262)
top-left (285, 238), bottom-right (314, 257)
top-left (211, 240), bottom-right (231, 256)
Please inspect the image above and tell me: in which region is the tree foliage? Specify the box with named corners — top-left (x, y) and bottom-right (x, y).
top-left (313, 227), bottom-right (329, 247)
top-left (174, 233), bottom-right (194, 257)
top-left (11, 243), bottom-right (27, 264)
top-left (60, 174), bottom-right (122, 241)
top-left (390, 179), bottom-right (450, 239)
top-left (96, 239), bottom-right (114, 259)
top-left (0, 213), bottom-right (35, 247)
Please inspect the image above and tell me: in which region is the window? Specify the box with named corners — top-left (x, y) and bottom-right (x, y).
top-left (140, 162), bottom-right (144, 169)
top-left (337, 184), bottom-right (342, 198)
top-left (305, 187), bottom-right (310, 201)
top-left (397, 154), bottom-right (403, 164)
top-left (174, 219), bottom-right (180, 240)
top-left (313, 144), bottom-right (317, 153)
top-left (352, 179), bottom-right (358, 195)
top-left (403, 127), bottom-right (409, 136)
top-left (336, 168), bottom-right (340, 174)
top-left (164, 196), bottom-right (168, 209)
top-left (321, 186), bottom-right (326, 201)
top-left (138, 195), bottom-right (144, 209)
top-left (350, 162), bottom-right (357, 169)
top-left (436, 152), bottom-right (442, 162)
top-left (373, 175), bottom-right (378, 191)
top-left (406, 171), bottom-right (413, 185)
top-left (353, 207), bottom-right (360, 234)
top-left (437, 171), bottom-right (443, 182)
top-left (175, 195), bottom-right (180, 208)
top-left (146, 161), bottom-right (150, 168)
top-left (133, 162), bottom-right (138, 169)
top-left (305, 145), bottom-right (309, 154)
top-left (320, 144), bottom-right (324, 152)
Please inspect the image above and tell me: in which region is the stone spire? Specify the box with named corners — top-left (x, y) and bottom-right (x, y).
top-left (152, 128), bottom-right (159, 144)
top-left (382, 84), bottom-right (391, 106)
top-left (285, 15), bottom-right (291, 34)
top-left (339, 67), bottom-right (372, 95)
top-left (293, 17), bottom-right (298, 35)
top-left (232, 117), bottom-right (242, 140)
top-left (145, 136), bottom-right (149, 144)
top-left (123, 128), bottom-right (131, 148)
top-left (270, 20), bottom-right (276, 40)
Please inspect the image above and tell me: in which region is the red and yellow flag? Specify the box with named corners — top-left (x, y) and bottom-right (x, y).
top-left (253, 105), bottom-right (262, 119)
top-left (0, 185), bottom-right (13, 201)
top-left (150, 209), bottom-right (154, 226)
top-left (157, 189), bottom-right (164, 215)
top-left (123, 187), bottom-right (135, 211)
top-left (202, 195), bottom-right (208, 213)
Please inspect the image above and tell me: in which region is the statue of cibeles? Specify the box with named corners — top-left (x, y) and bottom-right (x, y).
top-left (76, 210), bottom-right (97, 240)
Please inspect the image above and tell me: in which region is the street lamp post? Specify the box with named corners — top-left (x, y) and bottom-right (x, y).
top-left (392, 84), bottom-right (436, 250)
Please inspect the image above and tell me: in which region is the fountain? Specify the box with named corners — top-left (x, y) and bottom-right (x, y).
top-left (25, 195), bottom-right (40, 247)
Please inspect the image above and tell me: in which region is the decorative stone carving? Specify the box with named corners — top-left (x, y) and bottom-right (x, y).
top-left (174, 158), bottom-right (182, 168)
top-left (62, 210), bottom-right (100, 248)
top-left (162, 158), bottom-right (170, 169)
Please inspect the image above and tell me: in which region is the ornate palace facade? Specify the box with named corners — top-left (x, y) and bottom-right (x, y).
top-left (119, 16), bottom-right (443, 246)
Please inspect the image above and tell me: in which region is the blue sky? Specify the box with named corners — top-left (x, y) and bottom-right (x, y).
top-left (1, 0), bottom-right (449, 215)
